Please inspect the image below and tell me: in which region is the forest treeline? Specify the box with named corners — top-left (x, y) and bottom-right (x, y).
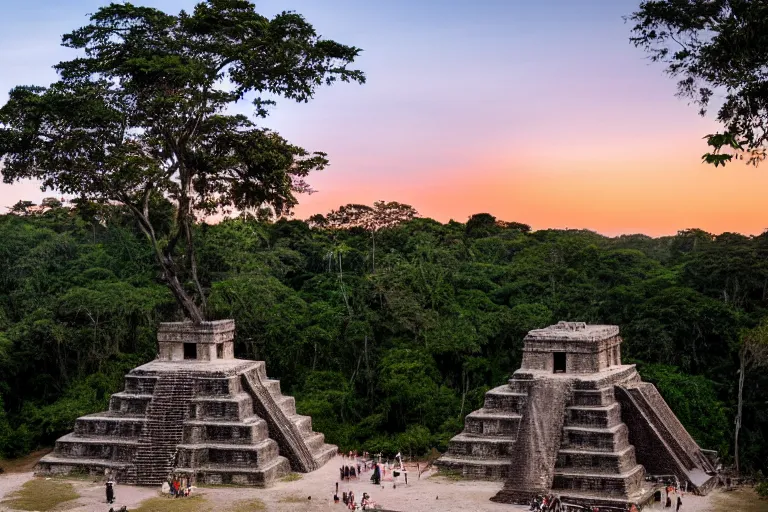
top-left (0, 203), bottom-right (766, 473)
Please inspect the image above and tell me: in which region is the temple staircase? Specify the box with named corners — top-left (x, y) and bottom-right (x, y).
top-left (133, 372), bottom-right (195, 485)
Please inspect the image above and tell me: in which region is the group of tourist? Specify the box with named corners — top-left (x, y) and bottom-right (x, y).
top-left (162, 475), bottom-right (192, 498)
top-left (340, 463), bottom-right (362, 480)
top-left (663, 485), bottom-right (683, 510)
top-left (331, 449), bottom-right (418, 510)
top-left (334, 489), bottom-right (377, 510)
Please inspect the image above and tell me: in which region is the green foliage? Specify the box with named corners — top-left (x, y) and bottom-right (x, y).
top-left (756, 481), bottom-right (768, 499)
top-left (0, 0), bottom-right (365, 322)
top-left (0, 209), bottom-right (767, 474)
top-left (627, 1), bottom-right (768, 166)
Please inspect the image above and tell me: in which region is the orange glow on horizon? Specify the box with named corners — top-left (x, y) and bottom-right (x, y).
top-left (293, 137), bottom-right (768, 238)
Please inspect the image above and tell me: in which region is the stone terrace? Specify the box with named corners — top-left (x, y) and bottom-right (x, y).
top-left (35, 321), bottom-right (336, 486)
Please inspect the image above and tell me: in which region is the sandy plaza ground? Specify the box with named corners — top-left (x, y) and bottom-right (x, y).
top-left (0, 454), bottom-right (764, 512)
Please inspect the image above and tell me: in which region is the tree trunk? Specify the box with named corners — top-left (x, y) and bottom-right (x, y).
top-left (124, 197), bottom-right (206, 324)
top-left (161, 254), bottom-right (206, 324)
top-left (735, 349), bottom-right (746, 475)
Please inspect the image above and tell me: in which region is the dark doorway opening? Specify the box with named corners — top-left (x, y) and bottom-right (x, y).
top-left (216, 343), bottom-right (224, 359)
top-left (183, 343), bottom-right (197, 360)
top-left (554, 352), bottom-right (566, 373)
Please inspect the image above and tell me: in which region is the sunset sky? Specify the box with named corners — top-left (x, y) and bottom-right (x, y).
top-left (1, 0), bottom-right (766, 237)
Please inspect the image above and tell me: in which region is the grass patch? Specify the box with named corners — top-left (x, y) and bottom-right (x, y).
top-left (134, 495), bottom-right (211, 512)
top-left (0, 478), bottom-right (79, 511)
top-left (279, 494), bottom-right (310, 503)
top-left (430, 469), bottom-right (463, 481)
top-left (280, 472), bottom-right (302, 482)
top-left (49, 470), bottom-right (99, 482)
top-left (232, 498), bottom-right (267, 511)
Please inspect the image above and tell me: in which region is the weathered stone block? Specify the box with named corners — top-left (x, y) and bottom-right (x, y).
top-left (443, 322), bottom-right (718, 508)
top-left (35, 320), bottom-right (337, 487)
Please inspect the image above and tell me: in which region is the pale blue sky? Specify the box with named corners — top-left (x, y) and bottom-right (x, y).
top-left (3, 1), bottom-right (761, 235)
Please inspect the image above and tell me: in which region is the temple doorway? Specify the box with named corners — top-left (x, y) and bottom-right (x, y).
top-left (183, 343), bottom-right (197, 360)
top-left (553, 352), bottom-right (566, 373)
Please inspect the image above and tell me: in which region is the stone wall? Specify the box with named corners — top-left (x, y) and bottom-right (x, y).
top-left (36, 321), bottom-right (337, 486)
top-left (491, 377), bottom-right (575, 504)
top-left (157, 320), bottom-right (235, 362)
top-left (521, 322), bottom-right (623, 374)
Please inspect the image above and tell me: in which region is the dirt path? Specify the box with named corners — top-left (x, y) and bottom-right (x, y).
top-left (0, 456), bottom-right (519, 512)
top-left (1, 456), bottom-right (764, 511)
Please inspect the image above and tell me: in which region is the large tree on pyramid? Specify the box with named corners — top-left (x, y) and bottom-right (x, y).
top-left (0, 0), bottom-right (365, 323)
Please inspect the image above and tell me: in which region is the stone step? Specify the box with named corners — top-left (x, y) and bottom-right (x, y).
top-left (195, 376), bottom-right (241, 396)
top-left (561, 424), bottom-right (630, 453)
top-left (302, 432), bottom-right (326, 453)
top-left (446, 433), bottom-right (516, 459)
top-left (556, 446), bottom-right (638, 474)
top-left (74, 415), bottom-right (146, 438)
top-left (263, 379), bottom-right (281, 396)
top-left (571, 366), bottom-right (641, 391)
top-left (571, 387), bottom-right (616, 407)
top-left (189, 393), bottom-right (253, 421)
top-left (565, 403), bottom-right (622, 428)
top-left (552, 464), bottom-right (646, 498)
top-left (434, 456), bottom-right (512, 480)
top-left (109, 392), bottom-right (153, 416)
top-left (506, 377), bottom-right (534, 394)
top-left (275, 395), bottom-right (296, 416)
top-left (53, 433), bottom-right (137, 462)
top-left (123, 375), bottom-right (158, 394)
top-left (183, 416), bottom-right (269, 445)
top-left (289, 414), bottom-right (313, 435)
top-left (464, 409), bottom-right (522, 437)
top-left (313, 443), bottom-right (338, 468)
top-left (176, 438), bottom-right (280, 468)
top-left (483, 385), bottom-right (527, 413)
top-left (175, 454), bottom-right (290, 486)
top-left (250, 362), bottom-right (268, 382)
top-left (35, 454), bottom-right (133, 480)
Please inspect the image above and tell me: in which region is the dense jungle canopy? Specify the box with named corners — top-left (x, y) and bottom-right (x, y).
top-left (0, 204), bottom-right (766, 474)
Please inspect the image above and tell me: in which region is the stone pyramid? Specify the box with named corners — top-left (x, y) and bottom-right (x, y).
top-left (36, 320), bottom-right (336, 486)
top-left (436, 322), bottom-right (718, 509)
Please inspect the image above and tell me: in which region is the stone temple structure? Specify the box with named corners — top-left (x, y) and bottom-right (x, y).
top-left (436, 322), bottom-right (717, 509)
top-left (36, 320), bottom-right (336, 486)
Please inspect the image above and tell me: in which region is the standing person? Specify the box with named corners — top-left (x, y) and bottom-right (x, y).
top-left (665, 495), bottom-right (672, 508)
top-left (105, 478), bottom-right (115, 504)
top-left (371, 463), bottom-right (381, 485)
top-left (676, 495), bottom-right (682, 511)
